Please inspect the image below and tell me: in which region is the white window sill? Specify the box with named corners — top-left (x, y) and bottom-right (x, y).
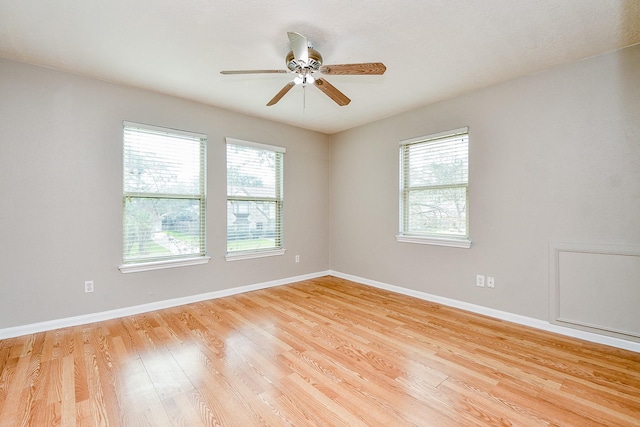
top-left (119, 256), bottom-right (211, 273)
top-left (225, 248), bottom-right (286, 262)
top-left (396, 235), bottom-right (472, 248)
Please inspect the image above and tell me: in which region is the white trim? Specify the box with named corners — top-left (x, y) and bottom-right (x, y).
top-left (123, 120), bottom-right (206, 140)
top-left (225, 248), bottom-right (286, 261)
top-left (400, 126), bottom-right (469, 146)
top-left (329, 270), bottom-right (640, 353)
top-left (0, 271), bottom-right (331, 339)
top-left (396, 235), bottom-right (472, 248)
top-left (225, 137), bottom-right (286, 153)
top-left (119, 256), bottom-right (211, 273)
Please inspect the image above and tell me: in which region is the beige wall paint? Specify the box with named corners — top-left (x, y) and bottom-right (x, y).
top-left (1, 44), bottom-right (639, 335)
top-left (329, 44), bottom-right (640, 322)
top-left (0, 59), bottom-right (331, 328)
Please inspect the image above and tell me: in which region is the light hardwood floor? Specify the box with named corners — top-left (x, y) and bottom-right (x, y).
top-left (1, 276), bottom-right (639, 426)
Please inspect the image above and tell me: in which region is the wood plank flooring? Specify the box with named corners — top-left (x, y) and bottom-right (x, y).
top-left (1, 276), bottom-right (639, 426)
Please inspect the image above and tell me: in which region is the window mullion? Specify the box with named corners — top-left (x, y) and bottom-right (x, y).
top-left (227, 196), bottom-right (279, 203)
top-left (405, 183), bottom-right (468, 192)
top-left (124, 192), bottom-right (203, 200)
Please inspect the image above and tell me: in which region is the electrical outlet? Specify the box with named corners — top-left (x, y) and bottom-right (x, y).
top-left (487, 277), bottom-right (495, 288)
top-left (295, 255), bottom-right (300, 263)
top-left (476, 275), bottom-right (485, 287)
top-left (85, 280), bottom-right (94, 293)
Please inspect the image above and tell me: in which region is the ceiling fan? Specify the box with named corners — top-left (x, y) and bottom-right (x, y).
top-left (220, 32), bottom-right (386, 107)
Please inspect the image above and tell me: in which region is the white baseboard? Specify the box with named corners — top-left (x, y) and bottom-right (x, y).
top-left (0, 271), bottom-right (331, 340)
top-left (3, 269), bottom-right (639, 353)
top-left (329, 270), bottom-right (640, 353)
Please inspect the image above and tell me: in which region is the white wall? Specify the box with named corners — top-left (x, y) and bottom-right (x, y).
top-left (0, 59), bottom-right (331, 329)
top-left (329, 44), bottom-right (640, 328)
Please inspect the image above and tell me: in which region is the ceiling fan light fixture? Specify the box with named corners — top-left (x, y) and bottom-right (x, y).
top-left (294, 73), bottom-right (315, 85)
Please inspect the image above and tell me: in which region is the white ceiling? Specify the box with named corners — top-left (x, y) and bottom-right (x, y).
top-left (1, 1), bottom-right (639, 134)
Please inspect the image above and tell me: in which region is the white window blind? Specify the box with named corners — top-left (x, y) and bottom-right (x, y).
top-left (122, 122), bottom-right (207, 264)
top-left (399, 127), bottom-right (469, 244)
top-left (226, 138), bottom-right (285, 255)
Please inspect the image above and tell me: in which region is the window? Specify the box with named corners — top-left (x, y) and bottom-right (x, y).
top-left (398, 127), bottom-right (471, 248)
top-left (120, 122), bottom-right (208, 272)
top-left (226, 138), bottom-right (285, 260)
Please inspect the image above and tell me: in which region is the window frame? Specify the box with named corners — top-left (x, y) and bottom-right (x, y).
top-left (225, 137), bottom-right (286, 261)
top-left (397, 127), bottom-right (472, 248)
top-left (119, 121), bottom-right (210, 273)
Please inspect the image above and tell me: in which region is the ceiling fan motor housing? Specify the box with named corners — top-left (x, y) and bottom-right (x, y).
top-left (286, 48), bottom-right (323, 72)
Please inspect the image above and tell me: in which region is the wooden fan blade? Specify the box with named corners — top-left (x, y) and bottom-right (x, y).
top-left (267, 81), bottom-right (296, 106)
top-left (287, 32), bottom-right (308, 64)
top-left (314, 78), bottom-right (351, 106)
top-left (319, 62), bottom-right (387, 75)
top-left (220, 70), bottom-right (288, 75)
